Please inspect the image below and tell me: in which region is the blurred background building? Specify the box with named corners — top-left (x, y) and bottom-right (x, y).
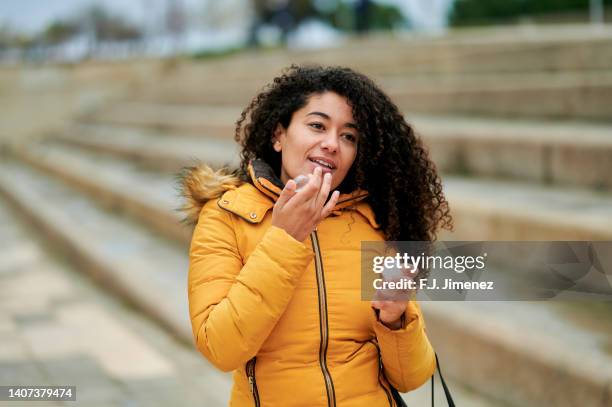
top-left (1, 1), bottom-right (611, 407)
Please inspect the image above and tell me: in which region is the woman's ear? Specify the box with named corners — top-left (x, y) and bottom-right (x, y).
top-left (273, 123), bottom-right (285, 152)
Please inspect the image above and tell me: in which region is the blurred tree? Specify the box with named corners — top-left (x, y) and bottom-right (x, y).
top-left (84, 6), bottom-right (142, 41)
top-left (0, 25), bottom-right (13, 50)
top-left (245, 0), bottom-right (405, 46)
top-left (355, 0), bottom-right (372, 34)
top-left (367, 2), bottom-right (404, 30)
top-left (450, 0), bottom-right (612, 25)
top-left (0, 24), bottom-right (35, 51)
top-left (317, 1), bottom-right (404, 32)
top-left (41, 21), bottom-right (81, 45)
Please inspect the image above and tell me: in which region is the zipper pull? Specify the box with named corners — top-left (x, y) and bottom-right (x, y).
top-left (248, 375), bottom-right (254, 394)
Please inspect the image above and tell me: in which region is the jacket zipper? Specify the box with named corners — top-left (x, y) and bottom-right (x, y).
top-left (369, 339), bottom-right (395, 407)
top-left (311, 230), bottom-right (337, 407)
top-left (246, 357), bottom-right (260, 407)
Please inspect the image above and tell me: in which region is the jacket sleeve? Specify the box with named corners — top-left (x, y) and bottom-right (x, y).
top-left (373, 300), bottom-right (436, 392)
top-left (188, 199), bottom-right (313, 372)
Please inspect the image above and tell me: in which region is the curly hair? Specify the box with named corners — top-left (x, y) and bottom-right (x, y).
top-left (234, 64), bottom-right (453, 242)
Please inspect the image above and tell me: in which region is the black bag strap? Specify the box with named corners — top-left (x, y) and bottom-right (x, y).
top-left (388, 352), bottom-right (455, 407)
top-left (434, 353), bottom-right (455, 407)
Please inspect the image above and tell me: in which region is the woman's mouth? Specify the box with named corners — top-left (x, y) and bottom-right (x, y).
top-left (308, 157), bottom-right (336, 174)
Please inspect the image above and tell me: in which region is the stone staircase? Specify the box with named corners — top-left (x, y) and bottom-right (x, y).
top-left (2, 25), bottom-right (611, 407)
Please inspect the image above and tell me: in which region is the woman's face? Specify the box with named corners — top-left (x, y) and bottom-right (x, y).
top-left (273, 91), bottom-right (359, 191)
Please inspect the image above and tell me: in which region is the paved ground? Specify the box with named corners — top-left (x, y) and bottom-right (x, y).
top-left (0, 199), bottom-right (231, 407)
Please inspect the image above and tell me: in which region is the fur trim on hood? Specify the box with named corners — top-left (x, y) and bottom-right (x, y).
top-left (177, 163), bottom-right (243, 225)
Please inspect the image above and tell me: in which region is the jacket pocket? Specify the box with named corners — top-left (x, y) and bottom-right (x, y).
top-left (246, 357), bottom-right (260, 407)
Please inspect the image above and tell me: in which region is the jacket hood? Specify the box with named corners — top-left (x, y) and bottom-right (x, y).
top-left (177, 162), bottom-right (243, 225)
top-left (178, 159), bottom-right (379, 228)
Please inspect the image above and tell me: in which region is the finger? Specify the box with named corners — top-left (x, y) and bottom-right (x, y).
top-left (315, 172), bottom-right (332, 209)
top-left (275, 179), bottom-right (297, 208)
top-left (319, 190), bottom-right (340, 219)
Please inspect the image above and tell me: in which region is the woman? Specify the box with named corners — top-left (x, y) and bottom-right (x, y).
top-left (180, 65), bottom-right (452, 406)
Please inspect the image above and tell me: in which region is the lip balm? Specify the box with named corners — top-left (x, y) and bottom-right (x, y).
top-left (293, 175), bottom-right (309, 192)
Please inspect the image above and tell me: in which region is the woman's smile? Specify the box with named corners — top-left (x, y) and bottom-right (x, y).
top-left (307, 156), bottom-right (337, 174)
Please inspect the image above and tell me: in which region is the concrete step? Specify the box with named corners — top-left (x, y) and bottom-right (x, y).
top-left (0, 198), bottom-right (232, 407)
top-left (385, 72), bottom-right (612, 121)
top-left (313, 24), bottom-right (612, 75)
top-left (3, 147), bottom-right (610, 407)
top-left (73, 107), bottom-right (612, 191)
top-left (77, 102), bottom-right (243, 136)
top-left (416, 114), bottom-right (612, 191)
top-left (0, 158), bottom-right (192, 345)
top-left (171, 26), bottom-right (612, 81)
top-left (0, 157), bottom-right (510, 407)
top-left (422, 300), bottom-right (612, 407)
top-left (441, 176), bottom-right (612, 240)
top-left (322, 37), bottom-right (612, 76)
top-left (10, 140), bottom-right (195, 245)
top-left (54, 122), bottom-right (240, 172)
top-left (131, 70), bottom-right (612, 121)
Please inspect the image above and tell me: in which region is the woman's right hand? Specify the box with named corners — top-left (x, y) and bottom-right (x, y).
top-left (271, 166), bottom-right (340, 242)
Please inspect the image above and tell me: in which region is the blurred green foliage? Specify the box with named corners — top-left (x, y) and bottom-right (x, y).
top-left (190, 46), bottom-right (244, 60)
top-left (252, 0), bottom-right (404, 32)
top-left (317, 1), bottom-right (405, 32)
top-left (451, 0), bottom-right (612, 25)
top-left (42, 21), bottom-right (80, 45)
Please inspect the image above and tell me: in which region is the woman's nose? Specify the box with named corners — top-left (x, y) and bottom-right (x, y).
top-left (320, 132), bottom-right (339, 152)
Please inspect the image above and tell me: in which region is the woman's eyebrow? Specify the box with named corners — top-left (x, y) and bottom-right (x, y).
top-left (306, 111), bottom-right (357, 129)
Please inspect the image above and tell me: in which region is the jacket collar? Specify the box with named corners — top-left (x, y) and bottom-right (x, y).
top-left (222, 159), bottom-right (379, 228)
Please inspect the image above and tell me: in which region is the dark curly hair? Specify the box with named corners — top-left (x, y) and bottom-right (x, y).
top-left (234, 64), bottom-right (453, 242)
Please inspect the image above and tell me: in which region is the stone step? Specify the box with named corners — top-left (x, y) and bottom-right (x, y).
top-left (0, 158), bottom-right (192, 346)
top-left (56, 122), bottom-right (240, 171)
top-left (386, 72), bottom-right (612, 121)
top-left (441, 176), bottom-right (612, 240)
top-left (150, 69), bottom-right (612, 96)
top-left (318, 37), bottom-right (612, 76)
top-left (3, 146), bottom-right (610, 407)
top-left (128, 71), bottom-right (612, 121)
top-left (73, 108), bottom-right (612, 191)
top-left (416, 114), bottom-right (612, 191)
top-left (77, 103), bottom-right (244, 137)
top-left (11, 140), bottom-right (195, 245)
top-left (173, 26), bottom-right (612, 81)
top-left (422, 300), bottom-right (612, 407)
top-left (0, 198), bottom-right (233, 407)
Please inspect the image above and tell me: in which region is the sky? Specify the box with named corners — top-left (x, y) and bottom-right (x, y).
top-left (0, 0), bottom-right (454, 35)
top-left (0, 0), bottom-right (205, 34)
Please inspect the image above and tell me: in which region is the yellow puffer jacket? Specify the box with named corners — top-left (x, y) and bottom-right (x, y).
top-left (183, 159), bottom-right (436, 407)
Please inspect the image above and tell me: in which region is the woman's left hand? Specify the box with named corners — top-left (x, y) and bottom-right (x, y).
top-left (371, 300), bottom-right (407, 330)
top-left (370, 262), bottom-right (417, 330)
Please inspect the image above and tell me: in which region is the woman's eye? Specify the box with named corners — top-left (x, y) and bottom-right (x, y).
top-left (343, 134), bottom-right (357, 143)
top-left (309, 123), bottom-right (324, 130)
